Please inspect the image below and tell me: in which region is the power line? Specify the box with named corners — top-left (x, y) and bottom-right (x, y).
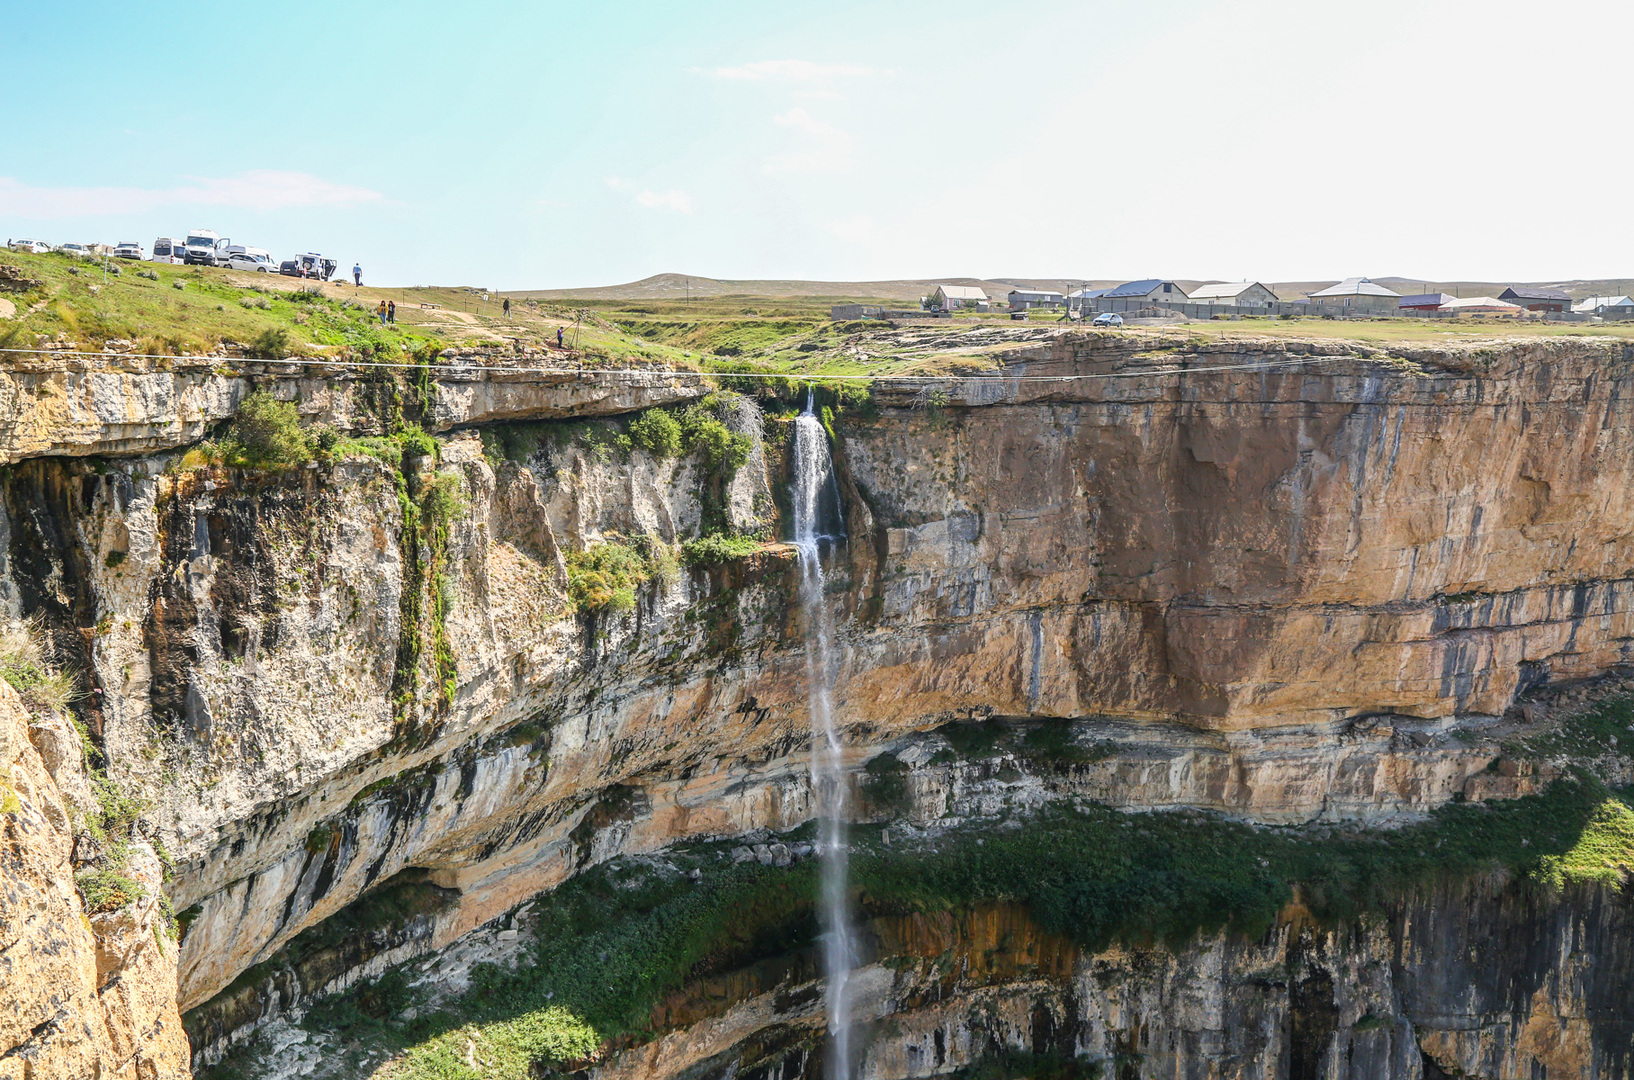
top-left (0, 347), bottom-right (1371, 382)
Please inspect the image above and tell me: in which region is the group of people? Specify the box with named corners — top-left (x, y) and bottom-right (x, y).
top-left (346, 270), bottom-right (567, 348)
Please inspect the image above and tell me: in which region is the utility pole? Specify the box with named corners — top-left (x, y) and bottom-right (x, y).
top-left (573, 309), bottom-right (584, 352)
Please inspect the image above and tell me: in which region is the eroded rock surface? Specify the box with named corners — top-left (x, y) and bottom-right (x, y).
top-left (4, 334), bottom-right (1634, 1076)
top-left (0, 680), bottom-right (188, 1079)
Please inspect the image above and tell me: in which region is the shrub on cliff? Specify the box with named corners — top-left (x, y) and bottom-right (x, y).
top-left (679, 533), bottom-right (761, 566)
top-left (0, 621), bottom-right (77, 714)
top-left (629, 409), bottom-right (683, 458)
top-left (566, 537), bottom-right (675, 614)
top-left (245, 326), bottom-right (292, 359)
top-left (228, 390), bottom-right (312, 466)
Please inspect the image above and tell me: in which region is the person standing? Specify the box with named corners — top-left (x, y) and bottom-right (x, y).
top-left (556, 326), bottom-right (564, 349)
top-left (387, 300), bottom-right (396, 324)
top-left (353, 263), bottom-right (362, 287)
top-left (378, 300), bottom-right (387, 325)
top-left (502, 297), bottom-right (511, 320)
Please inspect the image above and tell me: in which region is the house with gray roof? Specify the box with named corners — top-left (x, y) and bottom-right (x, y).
top-left (1103, 279), bottom-right (1188, 304)
top-left (1498, 286), bottom-right (1571, 313)
top-left (1008, 288), bottom-right (1064, 311)
top-left (1189, 281), bottom-right (1279, 307)
top-left (1308, 277), bottom-right (1401, 314)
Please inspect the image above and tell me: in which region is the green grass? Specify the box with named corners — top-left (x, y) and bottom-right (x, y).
top-left (237, 776), bottom-right (1634, 1080)
top-left (0, 249), bottom-right (445, 358)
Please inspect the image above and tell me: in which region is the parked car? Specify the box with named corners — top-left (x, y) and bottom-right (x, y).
top-left (8, 239), bottom-right (51, 253)
top-left (151, 237), bottom-right (185, 264)
top-left (281, 253), bottom-right (337, 280)
top-left (183, 229), bottom-right (227, 266)
top-left (1009, 310), bottom-right (1028, 321)
top-left (55, 243), bottom-right (96, 259)
top-left (224, 247), bottom-right (277, 272)
top-left (113, 241), bottom-right (144, 260)
top-left (1092, 312), bottom-right (1124, 327)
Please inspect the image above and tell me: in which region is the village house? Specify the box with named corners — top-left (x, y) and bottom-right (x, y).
top-left (1498, 286), bottom-right (1571, 313)
top-left (1008, 288), bottom-right (1065, 311)
top-left (1188, 281), bottom-right (1279, 307)
top-left (1442, 296), bottom-right (1524, 316)
top-left (1066, 287), bottom-right (1108, 312)
top-left (929, 285), bottom-right (989, 311)
top-left (1572, 295), bottom-right (1634, 315)
top-left (1398, 293), bottom-right (1456, 313)
top-left (1307, 277), bottom-right (1401, 313)
top-left (1102, 279), bottom-right (1189, 305)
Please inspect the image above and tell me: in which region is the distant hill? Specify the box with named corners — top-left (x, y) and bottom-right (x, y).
top-left (511, 272), bottom-right (1634, 304)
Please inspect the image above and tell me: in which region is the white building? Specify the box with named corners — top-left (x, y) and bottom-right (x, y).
top-left (930, 285), bottom-right (989, 311)
top-left (1188, 281), bottom-right (1280, 307)
top-left (1572, 295), bottom-right (1634, 314)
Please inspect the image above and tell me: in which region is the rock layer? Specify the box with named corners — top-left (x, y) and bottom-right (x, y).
top-left (4, 334), bottom-right (1634, 1074)
top-left (0, 680), bottom-right (188, 1079)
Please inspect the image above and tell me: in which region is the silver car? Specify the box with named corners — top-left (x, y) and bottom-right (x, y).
top-left (113, 241), bottom-right (145, 260)
top-left (1092, 312), bottom-right (1124, 327)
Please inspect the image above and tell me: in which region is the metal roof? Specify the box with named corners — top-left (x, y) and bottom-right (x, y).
top-left (1398, 293), bottom-right (1455, 308)
top-left (1499, 286), bottom-right (1572, 302)
top-left (1066, 288), bottom-right (1108, 299)
top-left (1308, 277), bottom-right (1401, 299)
top-left (1572, 295), bottom-right (1634, 311)
top-left (933, 285), bottom-right (988, 300)
top-left (1442, 296), bottom-right (1522, 311)
top-left (1007, 289), bottom-right (1064, 300)
top-left (1103, 279), bottom-right (1166, 298)
top-left (1189, 281), bottom-right (1274, 300)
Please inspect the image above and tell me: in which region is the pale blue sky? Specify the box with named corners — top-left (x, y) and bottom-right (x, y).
top-left (4, 0), bottom-right (1631, 287)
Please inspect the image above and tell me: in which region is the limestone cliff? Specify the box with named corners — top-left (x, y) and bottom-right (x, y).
top-left (2, 333), bottom-right (1633, 1078)
top-left (0, 679), bottom-right (188, 1078)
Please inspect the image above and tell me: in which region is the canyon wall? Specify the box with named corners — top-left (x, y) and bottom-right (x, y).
top-left (2, 333), bottom-right (1632, 1077)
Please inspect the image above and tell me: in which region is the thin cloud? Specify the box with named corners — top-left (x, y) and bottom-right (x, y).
top-left (636, 190), bottom-right (692, 213)
top-left (606, 176), bottom-right (692, 213)
top-left (765, 108), bottom-right (854, 174)
top-left (0, 170), bottom-right (385, 219)
top-left (692, 59), bottom-right (873, 82)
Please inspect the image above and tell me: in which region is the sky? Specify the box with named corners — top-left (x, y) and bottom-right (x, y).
top-left (3, 0), bottom-right (1631, 289)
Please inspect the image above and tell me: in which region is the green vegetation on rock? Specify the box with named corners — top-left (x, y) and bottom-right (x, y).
top-left (679, 533), bottom-right (763, 566)
top-left (255, 775), bottom-right (1634, 1080)
top-left (565, 537), bottom-right (677, 614)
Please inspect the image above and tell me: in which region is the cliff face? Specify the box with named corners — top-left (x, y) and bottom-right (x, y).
top-left (0, 679), bottom-right (188, 1079)
top-left (599, 880), bottom-right (1634, 1080)
top-left (3, 333), bottom-right (1634, 1077)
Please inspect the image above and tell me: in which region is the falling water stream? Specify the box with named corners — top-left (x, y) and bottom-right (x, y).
top-left (791, 392), bottom-right (857, 1080)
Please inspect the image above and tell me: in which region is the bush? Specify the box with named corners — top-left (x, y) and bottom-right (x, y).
top-left (76, 870), bottom-right (146, 914)
top-left (566, 539), bottom-right (663, 614)
top-left (245, 326), bottom-right (293, 359)
top-left (629, 410), bottom-right (683, 458)
top-left (680, 533), bottom-right (761, 566)
top-left (228, 391), bottom-right (311, 466)
top-left (0, 622), bottom-right (77, 714)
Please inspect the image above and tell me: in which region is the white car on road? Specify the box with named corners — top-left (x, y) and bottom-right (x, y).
top-left (113, 241), bottom-right (145, 260)
top-left (55, 243), bottom-right (96, 259)
top-left (8, 239), bottom-right (51, 253)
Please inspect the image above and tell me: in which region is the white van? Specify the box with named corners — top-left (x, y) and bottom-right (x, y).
top-left (224, 247), bottom-right (277, 272)
top-left (152, 237), bottom-right (185, 264)
top-left (183, 229), bottom-right (227, 266)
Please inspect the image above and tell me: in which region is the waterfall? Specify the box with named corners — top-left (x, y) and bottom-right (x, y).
top-left (791, 392), bottom-right (856, 1080)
